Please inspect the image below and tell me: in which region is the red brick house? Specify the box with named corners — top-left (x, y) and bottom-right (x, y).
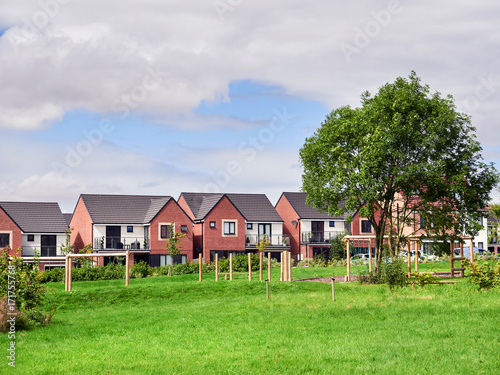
top-left (0, 201), bottom-right (68, 270)
top-left (178, 193), bottom-right (290, 262)
top-left (70, 194), bottom-right (194, 266)
top-left (275, 192), bottom-right (350, 261)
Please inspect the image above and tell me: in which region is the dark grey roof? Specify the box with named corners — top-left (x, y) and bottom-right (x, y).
top-left (80, 194), bottom-right (172, 224)
top-left (180, 192), bottom-right (282, 222)
top-left (0, 202), bottom-right (68, 233)
top-left (63, 213), bottom-right (73, 227)
top-left (280, 192), bottom-right (348, 220)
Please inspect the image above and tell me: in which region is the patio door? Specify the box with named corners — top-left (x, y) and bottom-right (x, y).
top-left (258, 224), bottom-right (272, 244)
top-left (41, 235), bottom-right (56, 256)
top-left (311, 221), bottom-right (324, 242)
top-left (106, 226), bottom-right (121, 249)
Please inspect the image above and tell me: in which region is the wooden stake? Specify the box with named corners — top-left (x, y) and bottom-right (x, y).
top-left (125, 251), bottom-right (130, 286)
top-left (230, 253), bottom-right (233, 281)
top-left (280, 252), bottom-right (283, 281)
top-left (266, 278), bottom-right (269, 300)
top-left (199, 253), bottom-right (202, 282)
top-left (346, 241), bottom-right (350, 282)
top-left (215, 253), bottom-right (219, 281)
top-left (268, 252), bottom-right (271, 281)
top-left (414, 240), bottom-right (419, 273)
top-left (450, 241), bottom-right (454, 277)
top-left (68, 256), bottom-right (72, 291)
top-left (407, 242), bottom-right (411, 278)
top-left (368, 238), bottom-right (372, 273)
top-left (248, 253), bottom-right (252, 281)
top-left (259, 251), bottom-right (263, 281)
top-left (64, 255), bottom-right (69, 291)
top-left (332, 278), bottom-right (335, 302)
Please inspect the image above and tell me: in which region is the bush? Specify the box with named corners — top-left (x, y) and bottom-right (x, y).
top-left (130, 261), bottom-right (152, 278)
top-left (0, 247), bottom-right (54, 331)
top-left (411, 271), bottom-right (438, 288)
top-left (464, 260), bottom-right (500, 290)
top-left (39, 267), bottom-right (65, 283)
top-left (297, 256), bottom-right (326, 267)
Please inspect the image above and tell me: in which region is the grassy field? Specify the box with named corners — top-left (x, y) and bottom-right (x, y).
top-left (3, 264), bottom-right (500, 374)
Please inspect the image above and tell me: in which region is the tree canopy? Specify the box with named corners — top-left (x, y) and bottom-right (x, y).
top-left (300, 72), bottom-right (499, 267)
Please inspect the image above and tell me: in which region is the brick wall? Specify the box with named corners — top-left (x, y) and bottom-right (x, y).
top-left (202, 196), bottom-right (245, 260)
top-left (150, 199), bottom-right (194, 261)
top-left (275, 194), bottom-right (301, 258)
top-left (69, 197), bottom-right (94, 252)
top-left (0, 207), bottom-right (22, 255)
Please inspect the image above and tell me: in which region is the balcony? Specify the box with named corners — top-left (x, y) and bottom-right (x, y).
top-left (94, 237), bottom-right (150, 251)
top-left (301, 231), bottom-right (344, 244)
top-left (21, 246), bottom-right (65, 257)
top-left (245, 234), bottom-right (290, 248)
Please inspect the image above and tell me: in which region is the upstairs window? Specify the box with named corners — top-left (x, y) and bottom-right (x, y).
top-left (209, 221), bottom-right (216, 229)
top-left (224, 222), bottom-right (236, 235)
top-left (127, 226), bottom-right (134, 233)
top-left (361, 220), bottom-right (371, 233)
top-left (27, 234), bottom-right (35, 242)
top-left (181, 225), bottom-right (188, 233)
top-left (247, 223), bottom-right (253, 230)
top-left (160, 225), bottom-right (172, 239)
top-left (329, 221), bottom-right (335, 227)
top-left (0, 233), bottom-right (10, 248)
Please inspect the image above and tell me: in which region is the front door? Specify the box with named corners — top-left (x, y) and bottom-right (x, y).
top-left (258, 224), bottom-right (272, 244)
top-left (41, 235), bottom-right (56, 256)
top-left (311, 221), bottom-right (324, 242)
top-left (106, 226), bottom-right (121, 249)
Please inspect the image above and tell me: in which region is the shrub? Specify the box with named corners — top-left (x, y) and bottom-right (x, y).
top-left (39, 267), bottom-right (65, 283)
top-left (381, 256), bottom-right (408, 290)
top-left (130, 261), bottom-right (152, 278)
top-left (412, 271), bottom-right (438, 288)
top-left (0, 247), bottom-right (54, 330)
top-left (464, 260), bottom-right (500, 290)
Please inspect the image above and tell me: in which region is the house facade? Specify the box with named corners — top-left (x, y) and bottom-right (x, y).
top-left (0, 201), bottom-right (68, 270)
top-left (178, 192), bottom-right (290, 262)
top-left (70, 194), bottom-right (194, 266)
top-left (275, 192), bottom-right (349, 261)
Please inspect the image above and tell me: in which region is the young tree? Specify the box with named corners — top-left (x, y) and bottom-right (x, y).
top-left (166, 223), bottom-right (186, 259)
top-left (300, 72), bottom-right (498, 271)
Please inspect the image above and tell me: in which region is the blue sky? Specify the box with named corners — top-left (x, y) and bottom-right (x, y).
top-left (0, 1), bottom-right (499, 212)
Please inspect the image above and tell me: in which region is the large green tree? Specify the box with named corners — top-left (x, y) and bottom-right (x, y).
top-left (300, 72), bottom-right (498, 270)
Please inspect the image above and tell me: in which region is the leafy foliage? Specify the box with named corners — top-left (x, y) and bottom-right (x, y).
top-left (300, 71), bottom-right (499, 270)
top-left (0, 247), bottom-right (54, 330)
top-left (465, 260), bottom-right (500, 290)
top-left (411, 271), bottom-right (438, 288)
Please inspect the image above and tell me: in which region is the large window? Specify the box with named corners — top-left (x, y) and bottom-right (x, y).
top-left (224, 221), bottom-right (236, 235)
top-left (0, 233), bottom-right (10, 248)
top-left (361, 220), bottom-right (371, 233)
top-left (160, 224), bottom-right (172, 239)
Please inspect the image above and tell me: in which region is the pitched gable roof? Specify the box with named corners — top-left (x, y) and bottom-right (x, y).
top-left (280, 192), bottom-right (348, 220)
top-left (0, 201), bottom-right (68, 233)
top-left (79, 194), bottom-right (172, 224)
top-left (180, 192), bottom-right (282, 222)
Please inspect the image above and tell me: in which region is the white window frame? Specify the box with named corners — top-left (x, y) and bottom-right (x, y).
top-left (222, 220), bottom-right (238, 237)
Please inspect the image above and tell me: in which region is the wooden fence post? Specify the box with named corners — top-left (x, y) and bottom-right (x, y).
top-left (199, 254), bottom-right (202, 282)
top-left (248, 253), bottom-right (252, 281)
top-left (230, 252), bottom-right (233, 281)
top-left (346, 241), bottom-right (350, 282)
top-left (259, 251), bottom-right (263, 281)
top-left (268, 252), bottom-right (271, 281)
top-left (215, 253), bottom-right (219, 281)
top-left (125, 251), bottom-right (130, 286)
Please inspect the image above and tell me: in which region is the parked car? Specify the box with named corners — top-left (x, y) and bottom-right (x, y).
top-left (353, 253), bottom-right (371, 263)
top-left (399, 250), bottom-right (423, 261)
top-left (453, 247), bottom-right (490, 258)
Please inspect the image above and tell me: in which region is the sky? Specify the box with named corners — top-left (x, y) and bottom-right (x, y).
top-left (1, 0), bottom-right (500, 213)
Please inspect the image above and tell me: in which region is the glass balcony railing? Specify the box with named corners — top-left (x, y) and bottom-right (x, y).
top-left (301, 231), bottom-right (344, 244)
top-left (94, 237), bottom-right (150, 250)
top-left (21, 246), bottom-right (65, 257)
top-left (245, 234), bottom-right (290, 248)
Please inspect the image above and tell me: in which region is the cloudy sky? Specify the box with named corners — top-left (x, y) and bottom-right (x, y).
top-left (1, 0), bottom-right (499, 212)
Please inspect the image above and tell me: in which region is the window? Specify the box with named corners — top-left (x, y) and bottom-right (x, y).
top-left (329, 221), bottom-right (335, 227)
top-left (127, 226), bottom-right (133, 233)
top-left (160, 225), bottom-right (171, 239)
top-left (209, 221), bottom-right (216, 228)
top-left (224, 221), bottom-right (236, 235)
top-left (0, 233), bottom-right (10, 248)
top-left (247, 223), bottom-right (253, 230)
top-left (361, 220), bottom-right (371, 233)
top-left (478, 242), bottom-right (484, 249)
top-left (420, 217), bottom-right (426, 229)
top-left (181, 225), bottom-right (188, 233)
top-left (27, 234), bottom-right (35, 242)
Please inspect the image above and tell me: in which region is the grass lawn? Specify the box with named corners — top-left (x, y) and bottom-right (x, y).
top-left (3, 265), bottom-right (500, 374)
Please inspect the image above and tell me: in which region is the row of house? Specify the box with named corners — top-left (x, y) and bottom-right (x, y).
top-left (0, 191), bottom-right (493, 270)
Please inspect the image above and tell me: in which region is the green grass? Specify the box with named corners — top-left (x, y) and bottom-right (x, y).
top-left (3, 266), bottom-right (500, 374)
